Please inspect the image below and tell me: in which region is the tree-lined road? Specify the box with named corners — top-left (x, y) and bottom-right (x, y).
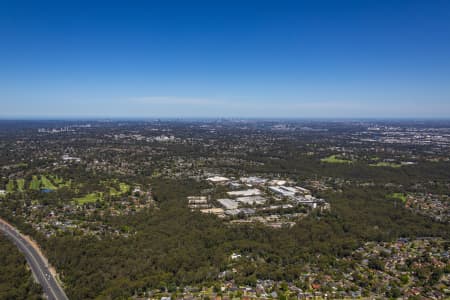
top-left (0, 218), bottom-right (68, 300)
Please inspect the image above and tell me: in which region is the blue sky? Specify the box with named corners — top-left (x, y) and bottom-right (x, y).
top-left (1, 0), bottom-right (449, 118)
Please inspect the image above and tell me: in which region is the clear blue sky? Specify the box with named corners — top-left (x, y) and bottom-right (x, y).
top-left (1, 0), bottom-right (449, 118)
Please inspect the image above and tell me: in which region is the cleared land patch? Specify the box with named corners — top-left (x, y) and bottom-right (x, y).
top-left (388, 193), bottom-right (407, 203)
top-left (40, 175), bottom-right (58, 190)
top-left (30, 176), bottom-right (41, 190)
top-left (104, 180), bottom-right (130, 196)
top-left (74, 192), bottom-right (103, 204)
top-left (370, 162), bottom-right (402, 168)
top-left (6, 180), bottom-right (15, 193)
top-left (17, 179), bottom-right (25, 192)
top-left (321, 155), bottom-right (353, 164)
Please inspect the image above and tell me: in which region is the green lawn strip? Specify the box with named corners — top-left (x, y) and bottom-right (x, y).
top-left (369, 162), bottom-right (402, 168)
top-left (40, 175), bottom-right (58, 190)
top-left (16, 179), bottom-right (25, 192)
top-left (48, 175), bottom-right (72, 188)
top-left (321, 155), bottom-right (353, 164)
top-left (119, 182), bottom-right (130, 193)
top-left (6, 180), bottom-right (15, 193)
top-left (50, 175), bottom-right (64, 185)
top-left (59, 179), bottom-right (71, 188)
top-left (387, 193), bottom-right (407, 203)
top-left (109, 187), bottom-right (119, 196)
top-left (30, 175), bottom-right (41, 190)
top-left (104, 180), bottom-right (130, 196)
top-left (74, 192), bottom-right (103, 204)
top-left (8, 162), bottom-right (28, 168)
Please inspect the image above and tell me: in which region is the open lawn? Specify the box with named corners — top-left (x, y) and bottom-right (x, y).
top-left (60, 179), bottom-right (71, 188)
top-left (74, 193), bottom-right (103, 204)
top-left (321, 155), bottom-right (353, 164)
top-left (50, 175), bottom-right (64, 185)
top-left (370, 162), bottom-right (402, 168)
top-left (388, 193), bottom-right (407, 203)
top-left (16, 179), bottom-right (25, 192)
top-left (50, 175), bottom-right (71, 188)
top-left (4, 175), bottom-right (68, 193)
top-left (6, 180), bottom-right (15, 193)
top-left (40, 175), bottom-right (58, 190)
top-left (106, 180), bottom-right (130, 196)
top-left (119, 182), bottom-right (130, 193)
top-left (30, 175), bottom-right (41, 190)
top-left (9, 162), bottom-right (28, 168)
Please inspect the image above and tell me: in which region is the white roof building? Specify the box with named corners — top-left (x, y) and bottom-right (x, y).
top-left (269, 179), bottom-right (287, 186)
top-left (236, 195), bottom-right (267, 205)
top-left (269, 186), bottom-right (295, 197)
top-left (217, 198), bottom-right (239, 210)
top-left (62, 155), bottom-right (81, 162)
top-left (269, 185), bottom-right (310, 197)
top-left (187, 196), bottom-right (208, 204)
top-left (200, 208), bottom-right (224, 215)
top-left (240, 177), bottom-right (268, 185)
top-left (227, 189), bottom-right (261, 197)
top-left (207, 176), bottom-right (230, 183)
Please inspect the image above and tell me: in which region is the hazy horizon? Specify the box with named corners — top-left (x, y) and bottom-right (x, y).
top-left (1, 116), bottom-right (449, 122)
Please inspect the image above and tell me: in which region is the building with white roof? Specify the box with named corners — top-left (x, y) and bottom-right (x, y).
top-left (236, 195), bottom-right (267, 205)
top-left (269, 185), bottom-right (310, 197)
top-left (207, 176), bottom-right (230, 183)
top-left (240, 177), bottom-right (267, 186)
top-left (227, 189), bottom-right (261, 197)
top-left (217, 198), bottom-right (239, 210)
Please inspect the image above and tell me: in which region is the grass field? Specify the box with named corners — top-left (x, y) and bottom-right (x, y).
top-left (107, 181), bottom-right (130, 196)
top-left (388, 193), bottom-right (407, 203)
top-left (321, 155), bottom-right (353, 164)
top-left (4, 175), bottom-right (69, 193)
top-left (40, 175), bottom-right (58, 190)
top-left (17, 179), bottom-right (25, 192)
top-left (6, 180), bottom-right (15, 193)
top-left (370, 162), bottom-right (402, 168)
top-left (30, 175), bottom-right (41, 190)
top-left (50, 175), bottom-right (71, 188)
top-left (11, 162), bottom-right (28, 168)
top-left (60, 179), bottom-right (71, 188)
top-left (119, 182), bottom-right (130, 193)
top-left (74, 192), bottom-right (103, 204)
top-left (50, 175), bottom-right (65, 187)
top-left (51, 175), bottom-right (64, 185)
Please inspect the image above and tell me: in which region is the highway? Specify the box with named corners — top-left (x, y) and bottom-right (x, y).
top-left (0, 218), bottom-right (69, 300)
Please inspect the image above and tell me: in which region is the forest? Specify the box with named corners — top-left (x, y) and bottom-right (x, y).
top-left (0, 234), bottom-right (42, 299)
top-left (28, 185), bottom-right (449, 299)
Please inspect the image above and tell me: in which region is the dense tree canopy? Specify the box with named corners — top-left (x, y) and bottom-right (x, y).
top-left (33, 185), bottom-right (449, 299)
top-left (0, 234), bottom-right (43, 299)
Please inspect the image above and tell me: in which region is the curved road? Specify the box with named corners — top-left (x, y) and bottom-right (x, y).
top-left (0, 218), bottom-right (68, 300)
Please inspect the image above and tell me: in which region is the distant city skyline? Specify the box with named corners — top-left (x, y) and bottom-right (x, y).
top-left (1, 1), bottom-right (450, 118)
